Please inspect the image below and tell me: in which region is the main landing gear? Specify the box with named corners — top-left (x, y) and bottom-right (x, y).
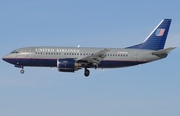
top-left (84, 68), bottom-right (90, 77)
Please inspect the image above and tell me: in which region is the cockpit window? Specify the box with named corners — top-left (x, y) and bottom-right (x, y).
top-left (10, 50), bottom-right (18, 54)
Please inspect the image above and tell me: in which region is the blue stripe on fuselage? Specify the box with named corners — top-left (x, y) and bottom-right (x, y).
top-left (4, 58), bottom-right (148, 68)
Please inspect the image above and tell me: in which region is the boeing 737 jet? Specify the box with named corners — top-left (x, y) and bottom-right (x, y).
top-left (2, 19), bottom-right (176, 77)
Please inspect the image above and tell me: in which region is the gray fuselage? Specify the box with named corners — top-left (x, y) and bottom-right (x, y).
top-left (3, 46), bottom-right (166, 69)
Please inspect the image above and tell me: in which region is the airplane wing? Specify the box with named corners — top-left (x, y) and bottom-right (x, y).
top-left (76, 49), bottom-right (110, 67)
top-left (152, 47), bottom-right (176, 55)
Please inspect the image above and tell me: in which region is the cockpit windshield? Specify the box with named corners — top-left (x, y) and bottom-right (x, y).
top-left (10, 50), bottom-right (18, 54)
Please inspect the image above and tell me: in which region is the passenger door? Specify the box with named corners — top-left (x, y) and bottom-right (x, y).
top-left (134, 51), bottom-right (140, 61)
top-left (26, 48), bottom-right (31, 59)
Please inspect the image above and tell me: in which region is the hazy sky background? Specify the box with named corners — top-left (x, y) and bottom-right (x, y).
top-left (0, 0), bottom-right (180, 116)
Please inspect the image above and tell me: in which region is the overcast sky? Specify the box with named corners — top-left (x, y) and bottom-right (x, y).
top-left (0, 0), bottom-right (180, 116)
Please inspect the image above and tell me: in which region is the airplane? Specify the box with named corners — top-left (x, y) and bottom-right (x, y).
top-left (2, 19), bottom-right (176, 77)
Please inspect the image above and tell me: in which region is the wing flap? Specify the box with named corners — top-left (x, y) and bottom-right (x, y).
top-left (76, 49), bottom-right (110, 65)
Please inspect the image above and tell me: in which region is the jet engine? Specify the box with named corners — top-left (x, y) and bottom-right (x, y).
top-left (57, 58), bottom-right (81, 72)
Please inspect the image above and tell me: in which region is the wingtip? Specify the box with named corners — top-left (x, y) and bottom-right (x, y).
top-left (170, 46), bottom-right (177, 49)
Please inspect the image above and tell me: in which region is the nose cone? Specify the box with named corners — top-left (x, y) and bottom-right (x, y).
top-left (2, 54), bottom-right (15, 63)
top-left (2, 55), bottom-right (10, 62)
top-left (3, 53), bottom-right (18, 65)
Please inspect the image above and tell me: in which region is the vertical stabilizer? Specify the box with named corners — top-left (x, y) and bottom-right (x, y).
top-left (127, 19), bottom-right (172, 50)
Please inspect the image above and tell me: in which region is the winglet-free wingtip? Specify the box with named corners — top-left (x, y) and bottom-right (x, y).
top-left (167, 46), bottom-right (177, 53)
top-left (152, 47), bottom-right (176, 55)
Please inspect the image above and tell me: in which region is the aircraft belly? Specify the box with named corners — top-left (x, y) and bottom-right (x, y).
top-left (23, 58), bottom-right (147, 68)
top-left (98, 60), bottom-right (147, 68)
top-left (24, 59), bottom-right (57, 67)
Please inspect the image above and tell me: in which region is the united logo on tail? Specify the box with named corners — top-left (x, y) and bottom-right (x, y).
top-left (156, 28), bottom-right (165, 36)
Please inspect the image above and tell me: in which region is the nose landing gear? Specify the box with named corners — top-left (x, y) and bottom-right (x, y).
top-left (20, 69), bottom-right (25, 74)
top-left (14, 65), bottom-right (25, 74)
top-left (20, 66), bottom-right (24, 74)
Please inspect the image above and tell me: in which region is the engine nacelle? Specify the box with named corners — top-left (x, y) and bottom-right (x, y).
top-left (57, 58), bottom-right (81, 72)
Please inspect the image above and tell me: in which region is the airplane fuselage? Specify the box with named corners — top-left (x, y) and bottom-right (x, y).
top-left (3, 46), bottom-right (165, 68)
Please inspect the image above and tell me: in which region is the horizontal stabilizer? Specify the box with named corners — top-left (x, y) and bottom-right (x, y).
top-left (152, 47), bottom-right (176, 55)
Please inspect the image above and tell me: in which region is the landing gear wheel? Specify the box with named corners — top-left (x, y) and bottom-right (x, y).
top-left (20, 70), bottom-right (24, 74)
top-left (84, 69), bottom-right (90, 77)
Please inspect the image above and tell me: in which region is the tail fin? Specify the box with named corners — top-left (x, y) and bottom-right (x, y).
top-left (126, 19), bottom-right (172, 50)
